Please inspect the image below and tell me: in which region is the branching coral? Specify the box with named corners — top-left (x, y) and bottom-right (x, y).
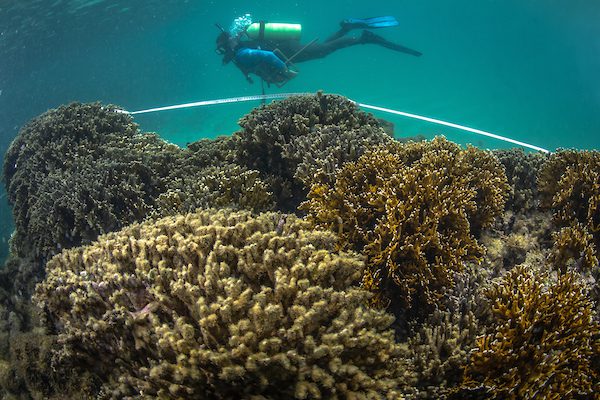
top-left (397, 263), bottom-right (491, 399)
top-left (35, 209), bottom-right (407, 399)
top-left (493, 148), bottom-right (548, 213)
top-left (479, 210), bottom-right (554, 276)
top-left (153, 164), bottom-right (275, 217)
top-left (539, 150), bottom-right (600, 272)
top-left (0, 330), bottom-right (100, 399)
top-left (538, 150), bottom-right (600, 220)
top-left (549, 223), bottom-right (598, 273)
top-left (544, 152), bottom-right (600, 230)
top-left (284, 123), bottom-right (393, 188)
top-left (234, 92), bottom-right (392, 209)
top-left (1, 103), bottom-right (273, 266)
top-left (2, 102), bottom-right (180, 261)
top-left (302, 136), bottom-right (508, 314)
top-left (185, 135), bottom-right (238, 167)
top-left (461, 265), bottom-right (600, 399)
top-left (404, 309), bottom-right (482, 400)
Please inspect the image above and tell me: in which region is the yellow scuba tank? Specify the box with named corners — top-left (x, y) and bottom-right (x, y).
top-left (246, 22), bottom-right (301, 41)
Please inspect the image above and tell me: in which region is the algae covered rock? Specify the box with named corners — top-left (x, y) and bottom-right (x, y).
top-left (35, 209), bottom-right (407, 399)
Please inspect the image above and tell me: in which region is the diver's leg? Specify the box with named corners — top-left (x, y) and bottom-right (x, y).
top-left (294, 33), bottom-right (421, 62)
top-left (322, 18), bottom-right (359, 42)
top-left (324, 26), bottom-right (351, 43)
top-left (361, 30), bottom-right (422, 56)
top-left (292, 37), bottom-right (362, 61)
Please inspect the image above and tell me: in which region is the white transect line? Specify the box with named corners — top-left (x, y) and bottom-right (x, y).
top-left (355, 102), bottom-right (550, 153)
top-left (117, 93), bottom-right (551, 153)
top-left (117, 93), bottom-right (313, 115)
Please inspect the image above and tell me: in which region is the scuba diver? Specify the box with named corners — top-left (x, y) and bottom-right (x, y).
top-left (215, 14), bottom-right (422, 87)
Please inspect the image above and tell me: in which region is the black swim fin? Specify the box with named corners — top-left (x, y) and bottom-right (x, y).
top-left (342, 15), bottom-right (400, 30)
top-left (361, 30), bottom-right (422, 56)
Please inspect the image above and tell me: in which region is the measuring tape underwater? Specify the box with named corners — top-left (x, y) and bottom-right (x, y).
top-left (116, 93), bottom-right (551, 154)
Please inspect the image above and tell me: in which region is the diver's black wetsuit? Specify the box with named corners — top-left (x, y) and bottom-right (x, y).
top-left (217, 20), bottom-right (421, 84)
top-left (240, 27), bottom-right (421, 63)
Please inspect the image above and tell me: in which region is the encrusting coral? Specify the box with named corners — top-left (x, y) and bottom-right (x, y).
top-left (460, 265), bottom-right (600, 399)
top-left (35, 209), bottom-right (407, 399)
top-left (234, 92), bottom-right (392, 210)
top-left (302, 136), bottom-right (509, 315)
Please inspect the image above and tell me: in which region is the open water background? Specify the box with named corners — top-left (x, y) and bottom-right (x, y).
top-left (1, 0), bottom-right (599, 263)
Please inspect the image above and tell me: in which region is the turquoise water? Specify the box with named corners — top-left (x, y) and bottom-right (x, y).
top-left (1, 0), bottom-right (600, 262)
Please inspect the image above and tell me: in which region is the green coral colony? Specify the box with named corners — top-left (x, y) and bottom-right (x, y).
top-left (0, 93), bottom-right (598, 399)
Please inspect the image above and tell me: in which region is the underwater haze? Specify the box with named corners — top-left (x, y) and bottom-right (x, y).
top-left (1, 0), bottom-right (600, 263)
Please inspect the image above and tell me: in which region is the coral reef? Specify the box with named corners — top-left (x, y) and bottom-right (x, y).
top-left (234, 92), bottom-right (392, 210)
top-left (398, 263), bottom-right (491, 399)
top-left (3, 95), bottom-right (600, 399)
top-left (404, 310), bottom-right (480, 400)
top-left (0, 262), bottom-right (99, 399)
top-left (0, 103), bottom-right (275, 399)
top-left (0, 329), bottom-right (100, 399)
top-left (2, 102), bottom-right (179, 262)
top-left (549, 223), bottom-right (598, 273)
top-left (1, 103), bottom-right (273, 268)
top-left (302, 137), bottom-right (509, 316)
top-left (537, 149), bottom-right (600, 302)
top-left (538, 150), bottom-right (600, 227)
top-left (492, 148), bottom-right (548, 213)
top-left (185, 135), bottom-right (238, 167)
top-left (152, 164), bottom-right (274, 218)
top-left (35, 209), bottom-right (407, 399)
top-left (460, 265), bottom-right (600, 399)
top-left (479, 210), bottom-right (553, 276)
top-left (284, 123), bottom-right (392, 188)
